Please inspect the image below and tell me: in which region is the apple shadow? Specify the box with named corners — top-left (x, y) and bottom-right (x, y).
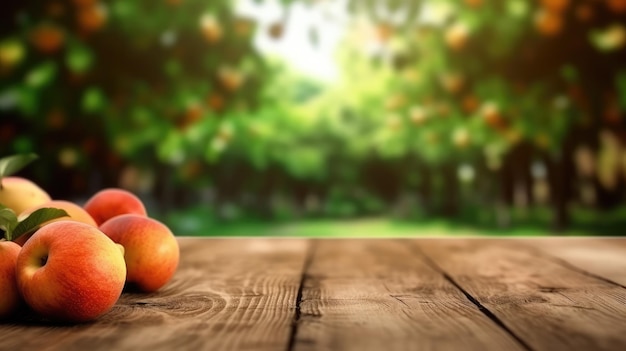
top-left (0, 306), bottom-right (96, 327)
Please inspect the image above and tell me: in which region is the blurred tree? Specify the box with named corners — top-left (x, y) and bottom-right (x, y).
top-left (1, 0), bottom-right (625, 230)
top-left (337, 0), bottom-right (626, 229)
top-left (0, 0), bottom-right (266, 206)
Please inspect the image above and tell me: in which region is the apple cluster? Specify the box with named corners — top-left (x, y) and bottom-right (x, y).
top-left (0, 177), bottom-right (179, 323)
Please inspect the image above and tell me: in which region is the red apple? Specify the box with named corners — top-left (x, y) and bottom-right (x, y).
top-left (99, 214), bottom-right (179, 292)
top-left (0, 241), bottom-right (21, 319)
top-left (83, 188), bottom-right (147, 226)
top-left (16, 221), bottom-right (126, 322)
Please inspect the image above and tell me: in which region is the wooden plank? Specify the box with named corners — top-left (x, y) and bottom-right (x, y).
top-left (0, 238), bottom-right (309, 351)
top-left (292, 239), bottom-right (525, 351)
top-left (417, 238), bottom-right (626, 351)
top-left (522, 237), bottom-right (626, 287)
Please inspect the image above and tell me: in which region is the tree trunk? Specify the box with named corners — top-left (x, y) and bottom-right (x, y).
top-left (441, 163), bottom-right (458, 217)
top-left (546, 151), bottom-right (572, 232)
top-left (418, 164), bottom-right (432, 215)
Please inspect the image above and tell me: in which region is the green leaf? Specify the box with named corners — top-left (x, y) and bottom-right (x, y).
top-left (0, 204), bottom-right (18, 240)
top-left (25, 61), bottom-right (57, 88)
top-left (82, 87), bottom-right (106, 113)
top-left (0, 153), bottom-right (38, 181)
top-left (66, 44), bottom-right (94, 74)
top-left (11, 208), bottom-right (69, 241)
top-left (17, 86), bottom-right (38, 116)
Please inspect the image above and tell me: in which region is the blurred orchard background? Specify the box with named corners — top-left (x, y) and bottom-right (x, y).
top-left (1, 0), bottom-right (626, 236)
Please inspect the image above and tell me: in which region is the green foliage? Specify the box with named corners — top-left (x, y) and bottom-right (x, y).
top-left (1, 0), bottom-right (624, 226)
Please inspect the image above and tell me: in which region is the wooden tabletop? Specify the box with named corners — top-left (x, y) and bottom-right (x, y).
top-left (2, 237), bottom-right (626, 351)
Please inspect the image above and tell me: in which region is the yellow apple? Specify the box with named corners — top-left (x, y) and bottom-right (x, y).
top-left (0, 177), bottom-right (51, 215)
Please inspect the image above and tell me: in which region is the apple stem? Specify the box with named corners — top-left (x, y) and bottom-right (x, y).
top-left (40, 255), bottom-right (48, 266)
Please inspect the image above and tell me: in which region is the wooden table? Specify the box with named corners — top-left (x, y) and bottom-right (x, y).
top-left (2, 237), bottom-right (626, 350)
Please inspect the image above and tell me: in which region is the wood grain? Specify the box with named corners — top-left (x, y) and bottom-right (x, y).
top-left (521, 237), bottom-right (626, 287)
top-left (292, 239), bottom-right (525, 351)
top-left (3, 238), bottom-right (626, 351)
top-left (417, 239), bottom-right (626, 351)
top-left (0, 238), bottom-right (309, 351)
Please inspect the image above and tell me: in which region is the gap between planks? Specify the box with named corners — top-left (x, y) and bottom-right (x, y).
top-left (414, 238), bottom-right (626, 351)
top-left (407, 240), bottom-right (534, 351)
top-left (287, 239), bottom-right (317, 351)
top-left (290, 239), bottom-right (530, 351)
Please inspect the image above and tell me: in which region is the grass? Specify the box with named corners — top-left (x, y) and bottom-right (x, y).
top-left (156, 213), bottom-right (606, 237)
top-left (159, 204), bottom-right (624, 237)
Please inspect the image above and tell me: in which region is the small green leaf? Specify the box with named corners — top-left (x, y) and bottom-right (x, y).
top-left (25, 61), bottom-right (57, 88)
top-left (0, 153), bottom-right (38, 181)
top-left (12, 208), bottom-right (69, 241)
top-left (66, 44), bottom-right (93, 74)
top-left (81, 87), bottom-right (106, 113)
top-left (0, 205), bottom-right (19, 240)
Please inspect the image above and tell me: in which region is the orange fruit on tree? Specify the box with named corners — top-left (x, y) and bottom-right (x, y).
top-left (76, 4), bottom-right (107, 34)
top-left (409, 106), bottom-right (428, 125)
top-left (218, 67), bottom-right (245, 92)
top-left (452, 128), bottom-right (471, 149)
top-left (182, 103), bottom-right (203, 128)
top-left (187, 103), bottom-right (203, 120)
top-left (200, 14), bottom-right (223, 44)
top-left (440, 73), bottom-right (464, 94)
top-left (445, 23), bottom-right (469, 51)
top-left (607, 0), bottom-right (626, 13)
top-left (534, 9), bottom-right (563, 37)
top-left (575, 4), bottom-right (594, 22)
top-left (540, 0), bottom-right (570, 13)
top-left (235, 18), bottom-right (255, 37)
top-left (30, 24), bottom-right (65, 54)
top-left (464, 0), bottom-right (483, 8)
top-left (480, 102), bottom-right (507, 130)
top-left (207, 93), bottom-right (225, 112)
top-left (462, 95), bottom-right (479, 114)
top-left (375, 23), bottom-right (394, 43)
